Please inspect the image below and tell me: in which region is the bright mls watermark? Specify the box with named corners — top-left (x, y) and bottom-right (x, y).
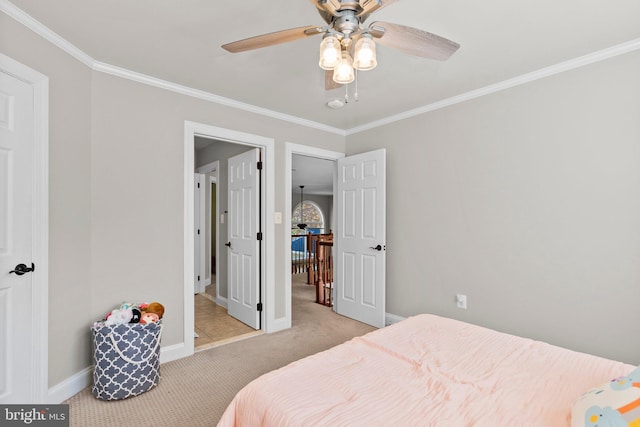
top-left (1, 405), bottom-right (69, 426)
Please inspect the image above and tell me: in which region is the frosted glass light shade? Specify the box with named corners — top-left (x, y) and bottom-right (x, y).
top-left (319, 36), bottom-right (341, 70)
top-left (333, 51), bottom-right (355, 84)
top-left (353, 36), bottom-right (377, 71)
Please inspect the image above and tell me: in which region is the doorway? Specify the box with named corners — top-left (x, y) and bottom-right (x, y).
top-left (285, 143), bottom-right (344, 325)
top-left (182, 122), bottom-right (275, 360)
top-left (285, 144), bottom-right (388, 330)
top-left (193, 140), bottom-right (263, 349)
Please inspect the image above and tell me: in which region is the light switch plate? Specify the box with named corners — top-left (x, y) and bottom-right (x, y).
top-left (274, 212), bottom-right (282, 224)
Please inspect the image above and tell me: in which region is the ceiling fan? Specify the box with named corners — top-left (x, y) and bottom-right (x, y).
top-left (222, 0), bottom-right (460, 90)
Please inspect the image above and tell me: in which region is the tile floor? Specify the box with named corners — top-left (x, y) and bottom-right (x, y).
top-left (194, 290), bottom-right (261, 350)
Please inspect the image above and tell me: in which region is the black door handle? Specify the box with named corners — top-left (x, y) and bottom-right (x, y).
top-left (9, 263), bottom-right (35, 276)
top-left (224, 242), bottom-right (231, 248)
top-left (369, 245), bottom-right (383, 251)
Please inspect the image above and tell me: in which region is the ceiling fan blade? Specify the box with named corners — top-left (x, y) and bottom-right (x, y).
top-left (222, 26), bottom-right (323, 53)
top-left (357, 0), bottom-right (399, 18)
top-left (308, 0), bottom-right (341, 16)
top-left (370, 21), bottom-right (460, 61)
top-left (325, 70), bottom-right (342, 90)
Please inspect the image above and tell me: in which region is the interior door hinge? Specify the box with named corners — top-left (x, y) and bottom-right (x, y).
top-left (257, 232), bottom-right (263, 241)
top-left (197, 182), bottom-right (200, 188)
top-left (257, 302), bottom-right (263, 312)
top-left (257, 161), bottom-right (263, 170)
top-left (197, 229), bottom-right (200, 235)
top-left (197, 275), bottom-right (200, 281)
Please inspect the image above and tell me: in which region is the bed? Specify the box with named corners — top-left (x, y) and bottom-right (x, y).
top-left (217, 314), bottom-right (638, 426)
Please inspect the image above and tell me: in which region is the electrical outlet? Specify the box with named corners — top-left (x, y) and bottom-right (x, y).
top-left (456, 294), bottom-right (467, 309)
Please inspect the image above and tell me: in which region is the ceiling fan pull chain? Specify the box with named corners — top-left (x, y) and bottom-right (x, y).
top-left (344, 83), bottom-right (349, 104)
top-left (354, 70), bottom-right (359, 102)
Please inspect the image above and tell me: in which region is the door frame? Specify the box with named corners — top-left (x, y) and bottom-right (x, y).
top-left (193, 173), bottom-right (206, 294)
top-left (210, 174), bottom-right (220, 303)
top-left (183, 121), bottom-right (274, 358)
top-left (284, 142), bottom-right (343, 328)
top-left (195, 161), bottom-right (220, 301)
top-left (0, 53), bottom-right (49, 402)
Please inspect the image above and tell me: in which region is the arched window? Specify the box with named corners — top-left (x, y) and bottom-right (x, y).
top-left (292, 201), bottom-right (325, 235)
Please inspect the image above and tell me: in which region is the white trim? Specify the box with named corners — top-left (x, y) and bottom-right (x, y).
top-left (94, 62), bottom-right (345, 136)
top-left (5, 0), bottom-right (639, 137)
top-left (194, 173), bottom-right (206, 294)
top-left (284, 143), bottom-right (344, 330)
top-left (181, 123), bottom-right (196, 361)
top-left (196, 161), bottom-right (220, 297)
top-left (0, 0), bottom-right (94, 68)
top-left (346, 37), bottom-right (640, 135)
top-left (159, 343), bottom-right (187, 364)
top-left (385, 313), bottom-right (406, 327)
top-left (0, 52), bottom-right (49, 403)
top-left (184, 121), bottom-right (276, 359)
top-left (210, 173), bottom-right (220, 301)
top-left (47, 366), bottom-right (92, 404)
top-left (46, 342), bottom-right (190, 403)
top-left (215, 295), bottom-right (228, 309)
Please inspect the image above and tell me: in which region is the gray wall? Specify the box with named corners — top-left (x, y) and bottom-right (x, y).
top-left (1, 11), bottom-right (345, 387)
top-left (196, 140), bottom-right (253, 299)
top-left (0, 13), bottom-right (94, 387)
top-left (4, 4), bottom-right (640, 391)
top-left (346, 49), bottom-right (640, 364)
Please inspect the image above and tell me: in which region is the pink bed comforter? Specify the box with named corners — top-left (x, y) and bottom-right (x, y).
top-left (218, 314), bottom-right (633, 426)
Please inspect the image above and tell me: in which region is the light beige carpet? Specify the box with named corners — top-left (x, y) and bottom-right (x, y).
top-left (65, 274), bottom-right (375, 427)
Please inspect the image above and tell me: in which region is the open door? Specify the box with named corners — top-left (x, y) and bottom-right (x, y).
top-left (194, 173), bottom-right (206, 294)
top-left (226, 148), bottom-right (261, 329)
top-left (335, 149), bottom-right (386, 328)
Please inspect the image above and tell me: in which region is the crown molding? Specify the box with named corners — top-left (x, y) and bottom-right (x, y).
top-left (0, 0), bottom-right (94, 68)
top-left (92, 61), bottom-right (346, 136)
top-left (345, 37), bottom-right (640, 135)
top-left (3, 0), bottom-right (639, 138)
top-left (1, 0), bottom-right (345, 136)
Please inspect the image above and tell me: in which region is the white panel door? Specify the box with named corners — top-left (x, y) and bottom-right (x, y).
top-left (0, 70), bottom-right (35, 403)
top-left (194, 173), bottom-right (206, 294)
top-left (227, 148), bottom-right (260, 329)
top-left (335, 149), bottom-right (386, 328)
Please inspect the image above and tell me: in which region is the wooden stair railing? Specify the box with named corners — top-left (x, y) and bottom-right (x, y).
top-left (291, 232), bottom-right (334, 306)
top-left (313, 235), bottom-right (333, 306)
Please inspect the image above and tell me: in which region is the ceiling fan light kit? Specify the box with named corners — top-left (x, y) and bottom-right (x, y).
top-left (319, 35), bottom-right (341, 69)
top-left (333, 51), bottom-right (356, 84)
top-left (353, 34), bottom-right (377, 71)
top-left (222, 0), bottom-right (460, 95)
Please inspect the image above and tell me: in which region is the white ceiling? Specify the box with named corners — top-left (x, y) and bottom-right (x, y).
top-left (292, 154), bottom-right (335, 195)
top-left (7, 0), bottom-right (640, 131)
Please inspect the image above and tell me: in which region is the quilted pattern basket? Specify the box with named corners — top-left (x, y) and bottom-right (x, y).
top-left (91, 321), bottom-right (163, 400)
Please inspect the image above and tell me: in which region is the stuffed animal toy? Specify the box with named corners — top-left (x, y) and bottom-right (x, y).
top-left (129, 308), bottom-right (141, 323)
top-left (140, 312), bottom-right (159, 324)
top-left (104, 307), bottom-right (133, 326)
top-left (146, 302), bottom-right (165, 319)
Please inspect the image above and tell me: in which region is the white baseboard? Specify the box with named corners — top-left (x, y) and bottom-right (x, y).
top-left (48, 366), bottom-right (92, 403)
top-left (160, 342), bottom-right (189, 364)
top-left (47, 343), bottom-right (190, 403)
top-left (385, 313), bottom-right (406, 326)
top-left (267, 316), bottom-right (291, 334)
top-left (215, 296), bottom-right (228, 309)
